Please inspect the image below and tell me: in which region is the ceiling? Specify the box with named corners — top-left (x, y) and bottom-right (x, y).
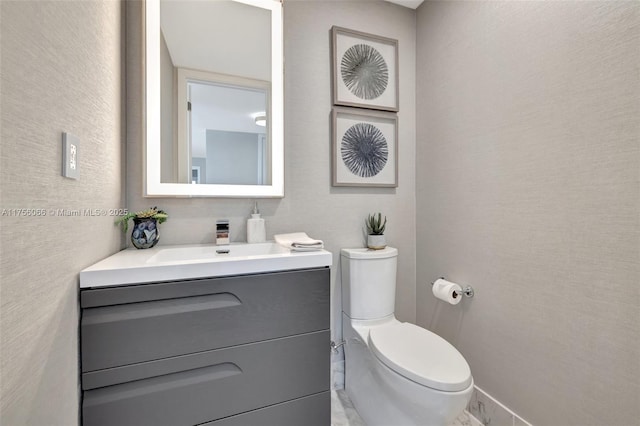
top-left (161, 0), bottom-right (271, 82)
top-left (385, 0), bottom-right (424, 9)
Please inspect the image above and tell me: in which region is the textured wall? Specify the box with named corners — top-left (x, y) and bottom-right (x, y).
top-left (0, 1), bottom-right (124, 424)
top-left (415, 2), bottom-right (640, 425)
top-left (126, 0), bottom-right (417, 340)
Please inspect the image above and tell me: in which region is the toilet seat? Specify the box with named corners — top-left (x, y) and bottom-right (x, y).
top-left (368, 322), bottom-right (472, 392)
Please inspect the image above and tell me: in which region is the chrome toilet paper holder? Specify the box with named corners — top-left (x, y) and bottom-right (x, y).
top-left (431, 277), bottom-right (475, 298)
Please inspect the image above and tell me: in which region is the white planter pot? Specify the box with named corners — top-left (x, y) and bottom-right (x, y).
top-left (367, 234), bottom-right (386, 250)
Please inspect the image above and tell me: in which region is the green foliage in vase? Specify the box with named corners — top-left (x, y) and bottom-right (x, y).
top-left (115, 206), bottom-right (168, 233)
top-left (366, 212), bottom-right (387, 235)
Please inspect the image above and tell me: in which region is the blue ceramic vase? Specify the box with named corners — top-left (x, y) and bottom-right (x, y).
top-left (131, 217), bottom-right (159, 249)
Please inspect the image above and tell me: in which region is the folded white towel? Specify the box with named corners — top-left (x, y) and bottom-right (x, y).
top-left (274, 232), bottom-right (324, 251)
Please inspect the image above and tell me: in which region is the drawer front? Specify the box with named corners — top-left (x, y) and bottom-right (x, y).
top-left (82, 330), bottom-right (330, 426)
top-left (203, 391), bottom-right (330, 426)
top-left (81, 268), bottom-right (329, 372)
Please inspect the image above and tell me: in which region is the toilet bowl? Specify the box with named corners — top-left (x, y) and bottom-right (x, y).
top-left (341, 248), bottom-right (473, 426)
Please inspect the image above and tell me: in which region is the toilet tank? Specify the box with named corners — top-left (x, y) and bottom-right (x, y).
top-left (341, 247), bottom-right (398, 320)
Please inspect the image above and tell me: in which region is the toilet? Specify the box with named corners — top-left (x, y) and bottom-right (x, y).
top-left (341, 247), bottom-right (473, 426)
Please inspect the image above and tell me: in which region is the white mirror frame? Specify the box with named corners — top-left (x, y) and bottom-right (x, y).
top-left (144, 0), bottom-right (284, 197)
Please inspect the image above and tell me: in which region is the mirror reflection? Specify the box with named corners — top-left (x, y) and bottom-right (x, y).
top-left (159, 0), bottom-right (272, 186)
top-left (188, 79), bottom-right (268, 185)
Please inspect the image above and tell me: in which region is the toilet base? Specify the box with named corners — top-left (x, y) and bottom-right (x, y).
top-left (343, 314), bottom-right (473, 426)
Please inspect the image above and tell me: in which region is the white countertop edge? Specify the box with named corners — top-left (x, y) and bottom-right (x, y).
top-left (79, 246), bottom-right (332, 289)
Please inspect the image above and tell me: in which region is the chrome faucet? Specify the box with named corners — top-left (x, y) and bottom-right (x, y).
top-left (216, 220), bottom-right (229, 245)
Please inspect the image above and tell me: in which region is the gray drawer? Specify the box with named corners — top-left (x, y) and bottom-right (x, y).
top-left (80, 268), bottom-right (329, 372)
top-left (82, 330), bottom-right (330, 426)
top-left (204, 391), bottom-right (330, 426)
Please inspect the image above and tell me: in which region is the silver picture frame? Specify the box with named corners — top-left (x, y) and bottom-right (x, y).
top-left (331, 26), bottom-right (399, 112)
top-left (332, 107), bottom-right (398, 187)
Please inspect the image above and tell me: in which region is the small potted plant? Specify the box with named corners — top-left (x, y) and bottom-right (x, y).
top-left (115, 207), bottom-right (168, 249)
top-left (366, 212), bottom-right (387, 250)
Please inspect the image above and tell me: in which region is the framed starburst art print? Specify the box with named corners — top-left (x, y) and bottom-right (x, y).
top-left (332, 107), bottom-right (398, 187)
top-left (331, 26), bottom-right (399, 112)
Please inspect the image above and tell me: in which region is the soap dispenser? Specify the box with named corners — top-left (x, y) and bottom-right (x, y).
top-left (247, 202), bottom-right (266, 243)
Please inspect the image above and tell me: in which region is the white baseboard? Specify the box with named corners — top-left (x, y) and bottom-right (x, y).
top-left (467, 385), bottom-right (532, 426)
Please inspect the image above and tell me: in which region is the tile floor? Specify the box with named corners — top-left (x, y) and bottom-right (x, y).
top-left (331, 390), bottom-right (480, 426)
top-left (331, 389), bottom-right (365, 426)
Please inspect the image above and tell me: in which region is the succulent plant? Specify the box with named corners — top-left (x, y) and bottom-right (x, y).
top-left (366, 212), bottom-right (387, 235)
top-left (115, 206), bottom-right (168, 233)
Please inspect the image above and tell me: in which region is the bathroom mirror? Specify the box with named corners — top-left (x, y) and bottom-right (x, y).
top-left (145, 0), bottom-right (283, 197)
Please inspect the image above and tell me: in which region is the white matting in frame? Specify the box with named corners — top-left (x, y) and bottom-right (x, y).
top-left (331, 26), bottom-right (399, 112)
top-left (332, 107), bottom-right (398, 187)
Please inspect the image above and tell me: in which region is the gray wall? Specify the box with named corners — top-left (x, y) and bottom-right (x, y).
top-left (415, 2), bottom-right (639, 425)
top-left (0, 1), bottom-right (124, 425)
top-left (126, 0), bottom-right (417, 344)
top-left (206, 130), bottom-right (260, 185)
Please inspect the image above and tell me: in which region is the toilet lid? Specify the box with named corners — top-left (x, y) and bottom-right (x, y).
top-left (368, 322), bottom-right (472, 392)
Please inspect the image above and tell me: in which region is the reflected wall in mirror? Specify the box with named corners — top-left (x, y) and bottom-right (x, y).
top-left (172, 69), bottom-right (270, 186)
top-left (145, 0), bottom-right (283, 197)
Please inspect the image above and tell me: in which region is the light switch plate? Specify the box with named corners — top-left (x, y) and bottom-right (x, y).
top-left (62, 132), bottom-right (79, 179)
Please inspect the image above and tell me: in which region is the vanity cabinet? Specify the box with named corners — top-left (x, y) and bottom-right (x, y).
top-left (80, 268), bottom-right (330, 426)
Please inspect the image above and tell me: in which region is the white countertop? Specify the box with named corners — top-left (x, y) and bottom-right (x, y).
top-left (80, 242), bottom-right (332, 289)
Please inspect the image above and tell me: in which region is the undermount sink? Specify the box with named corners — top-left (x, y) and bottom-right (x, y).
top-left (147, 242), bottom-right (291, 264)
top-left (80, 242), bottom-right (332, 289)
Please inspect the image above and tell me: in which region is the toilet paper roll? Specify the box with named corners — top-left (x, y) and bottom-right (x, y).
top-left (432, 278), bottom-right (463, 305)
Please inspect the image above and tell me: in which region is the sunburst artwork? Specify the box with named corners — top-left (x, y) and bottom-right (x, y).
top-left (341, 44), bottom-right (389, 101)
top-left (332, 26), bottom-right (398, 112)
top-left (332, 107), bottom-right (398, 187)
top-left (341, 122), bottom-right (389, 178)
